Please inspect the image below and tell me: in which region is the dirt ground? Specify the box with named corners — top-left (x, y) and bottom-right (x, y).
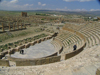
top-left (0, 24), bottom-right (63, 45)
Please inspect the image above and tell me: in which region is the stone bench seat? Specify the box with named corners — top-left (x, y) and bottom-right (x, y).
top-left (51, 41), bottom-right (61, 51)
top-left (56, 30), bottom-right (73, 42)
top-left (80, 29), bottom-right (99, 47)
top-left (80, 31), bottom-right (93, 47)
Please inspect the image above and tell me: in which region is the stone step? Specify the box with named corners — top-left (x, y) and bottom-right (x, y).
top-left (84, 65), bottom-right (97, 75)
top-left (51, 41), bottom-right (61, 51)
top-left (72, 67), bottom-right (91, 75)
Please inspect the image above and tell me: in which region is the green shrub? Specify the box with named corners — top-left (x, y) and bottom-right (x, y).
top-left (0, 40), bottom-right (2, 42)
top-left (41, 18), bottom-right (44, 20)
top-left (0, 45), bottom-right (8, 50)
top-left (14, 41), bottom-right (19, 45)
top-left (8, 43), bottom-right (13, 46)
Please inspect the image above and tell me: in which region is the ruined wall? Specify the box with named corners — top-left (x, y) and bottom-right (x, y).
top-left (0, 22), bottom-right (26, 33)
top-left (0, 60), bottom-right (9, 66)
top-left (21, 12), bottom-right (27, 17)
top-left (13, 56), bottom-right (61, 66)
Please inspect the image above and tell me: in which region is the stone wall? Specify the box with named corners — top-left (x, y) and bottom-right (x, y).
top-left (15, 56), bottom-right (61, 66)
top-left (0, 60), bottom-right (9, 66)
top-left (45, 52), bottom-right (58, 57)
top-left (65, 46), bottom-right (84, 59)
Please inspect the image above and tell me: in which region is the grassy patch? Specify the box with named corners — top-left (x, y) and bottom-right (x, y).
top-left (34, 28), bottom-right (43, 32)
top-left (0, 33), bottom-right (48, 52)
top-left (34, 33), bottom-right (47, 40)
top-left (0, 31), bottom-right (31, 42)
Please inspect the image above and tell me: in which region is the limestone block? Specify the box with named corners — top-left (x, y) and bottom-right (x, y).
top-left (37, 39), bottom-right (41, 43)
top-left (41, 38), bottom-right (45, 41)
top-left (2, 50), bottom-right (8, 55)
top-left (30, 41), bottom-right (35, 45)
top-left (10, 49), bottom-right (15, 54)
top-left (33, 41), bottom-right (37, 45)
top-left (49, 56), bottom-right (61, 63)
top-left (25, 43), bottom-right (30, 48)
top-left (36, 59), bottom-right (42, 65)
top-left (96, 67), bottom-right (100, 75)
top-left (41, 58), bottom-right (49, 65)
top-left (0, 60), bottom-right (9, 66)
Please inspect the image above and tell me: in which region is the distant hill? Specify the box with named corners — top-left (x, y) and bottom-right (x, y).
top-left (23, 10), bottom-right (100, 16)
top-left (0, 10), bottom-right (100, 17)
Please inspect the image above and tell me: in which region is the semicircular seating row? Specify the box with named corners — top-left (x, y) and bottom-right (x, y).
top-left (1, 22), bottom-right (100, 67)
top-left (79, 23), bottom-right (100, 48)
top-left (64, 22), bottom-right (100, 48)
top-left (1, 22), bottom-right (100, 74)
top-left (55, 30), bottom-right (84, 54)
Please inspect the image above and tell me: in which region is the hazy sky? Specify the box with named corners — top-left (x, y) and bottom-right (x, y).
top-left (0, 0), bottom-right (100, 11)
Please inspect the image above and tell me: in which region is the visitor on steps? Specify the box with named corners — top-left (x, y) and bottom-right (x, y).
top-left (22, 50), bottom-right (24, 54)
top-left (73, 44), bottom-right (77, 51)
top-left (20, 49), bottom-right (24, 54)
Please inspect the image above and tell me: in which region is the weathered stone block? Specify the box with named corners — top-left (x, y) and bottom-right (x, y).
top-left (96, 67), bottom-right (100, 75)
top-left (0, 60), bottom-right (9, 66)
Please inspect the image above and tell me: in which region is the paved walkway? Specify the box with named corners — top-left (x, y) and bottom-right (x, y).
top-left (11, 39), bottom-right (56, 59)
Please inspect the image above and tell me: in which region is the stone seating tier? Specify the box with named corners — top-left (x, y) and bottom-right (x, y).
top-left (1, 23), bottom-right (100, 75)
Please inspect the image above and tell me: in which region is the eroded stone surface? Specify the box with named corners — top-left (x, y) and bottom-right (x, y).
top-left (11, 39), bottom-right (56, 59)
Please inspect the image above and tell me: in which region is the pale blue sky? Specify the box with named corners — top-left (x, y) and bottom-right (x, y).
top-left (0, 0), bottom-right (100, 11)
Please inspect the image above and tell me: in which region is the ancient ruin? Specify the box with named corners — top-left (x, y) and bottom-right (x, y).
top-left (0, 11), bottom-right (100, 75)
top-left (21, 12), bottom-right (27, 17)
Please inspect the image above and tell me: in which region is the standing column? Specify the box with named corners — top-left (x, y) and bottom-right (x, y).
top-left (2, 23), bottom-right (4, 32)
top-left (24, 23), bottom-right (26, 29)
top-left (9, 23), bottom-right (11, 31)
top-left (17, 22), bottom-right (19, 30)
top-left (13, 23), bottom-right (15, 30)
top-left (21, 23), bottom-right (23, 29)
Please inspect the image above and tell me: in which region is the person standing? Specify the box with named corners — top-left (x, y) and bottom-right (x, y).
top-left (22, 50), bottom-right (24, 54)
top-left (73, 44), bottom-right (77, 51)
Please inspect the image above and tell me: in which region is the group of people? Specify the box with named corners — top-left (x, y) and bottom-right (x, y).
top-left (20, 49), bottom-right (24, 54)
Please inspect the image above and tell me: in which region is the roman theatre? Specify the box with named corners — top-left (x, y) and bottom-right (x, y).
top-left (0, 22), bottom-right (100, 75)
